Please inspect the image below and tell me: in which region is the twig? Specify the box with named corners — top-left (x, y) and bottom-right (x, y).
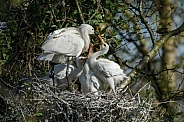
top-left (88, 1), bottom-right (101, 23)
top-left (133, 82), bottom-right (151, 98)
top-left (56, 101), bottom-right (70, 122)
top-left (75, 0), bottom-right (85, 24)
top-left (133, 3), bottom-right (156, 46)
top-left (121, 22), bottom-right (184, 88)
top-left (20, 106), bottom-right (26, 122)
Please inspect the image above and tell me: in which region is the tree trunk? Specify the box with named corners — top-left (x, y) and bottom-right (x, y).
top-left (158, 0), bottom-right (176, 121)
top-left (158, 0), bottom-right (176, 99)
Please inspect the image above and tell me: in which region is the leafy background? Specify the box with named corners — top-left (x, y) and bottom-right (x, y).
top-left (0, 0), bottom-right (184, 121)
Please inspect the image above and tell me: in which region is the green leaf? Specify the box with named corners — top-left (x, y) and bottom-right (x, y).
top-left (45, 10), bottom-right (52, 14)
top-left (34, 112), bottom-right (43, 117)
top-left (51, 25), bottom-right (57, 28)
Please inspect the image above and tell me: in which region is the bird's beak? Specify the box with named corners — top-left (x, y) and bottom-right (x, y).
top-left (97, 35), bottom-right (105, 44)
top-left (93, 31), bottom-right (105, 44)
top-left (94, 31), bottom-right (98, 35)
top-left (82, 57), bottom-right (88, 64)
top-left (88, 43), bottom-right (93, 58)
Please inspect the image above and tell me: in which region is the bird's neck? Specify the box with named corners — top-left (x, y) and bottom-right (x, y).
top-left (75, 61), bottom-right (84, 78)
top-left (81, 30), bottom-right (90, 53)
top-left (89, 50), bottom-right (105, 69)
top-left (83, 62), bottom-right (90, 75)
top-left (89, 44), bottom-right (109, 69)
top-left (68, 61), bottom-right (84, 81)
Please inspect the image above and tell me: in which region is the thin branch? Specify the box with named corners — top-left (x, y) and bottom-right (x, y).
top-left (147, 68), bottom-right (184, 76)
top-left (87, 1), bottom-right (101, 23)
top-left (75, 0), bottom-right (85, 24)
top-left (129, 4), bottom-right (156, 46)
top-left (121, 22), bottom-right (184, 87)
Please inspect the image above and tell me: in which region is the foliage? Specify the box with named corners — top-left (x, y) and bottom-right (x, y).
top-left (0, 0), bottom-right (125, 83)
top-left (0, 0), bottom-right (184, 121)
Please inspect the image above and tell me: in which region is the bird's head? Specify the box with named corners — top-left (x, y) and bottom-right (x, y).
top-left (78, 24), bottom-right (96, 35)
top-left (76, 56), bottom-right (88, 65)
top-left (101, 43), bottom-right (109, 54)
top-left (78, 24), bottom-right (106, 44)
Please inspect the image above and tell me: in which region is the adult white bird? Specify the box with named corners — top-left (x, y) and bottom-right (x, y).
top-left (79, 44), bottom-right (104, 95)
top-left (37, 24), bottom-right (96, 63)
top-left (41, 57), bottom-right (85, 90)
top-left (88, 40), bottom-right (128, 94)
top-left (37, 24), bottom-right (97, 87)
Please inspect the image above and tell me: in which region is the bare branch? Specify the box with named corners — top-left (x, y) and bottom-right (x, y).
top-left (133, 4), bottom-right (156, 46)
top-left (75, 0), bottom-right (85, 24)
top-left (121, 22), bottom-right (184, 88)
top-left (87, 1), bottom-right (101, 23)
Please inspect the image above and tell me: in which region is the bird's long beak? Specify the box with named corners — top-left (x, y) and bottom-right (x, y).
top-left (88, 43), bottom-right (93, 58)
top-left (97, 35), bottom-right (105, 44)
top-left (82, 57), bottom-right (88, 64)
top-left (94, 31), bottom-right (98, 35)
top-left (94, 31), bottom-right (105, 44)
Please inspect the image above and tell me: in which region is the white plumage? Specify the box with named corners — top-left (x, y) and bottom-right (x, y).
top-left (88, 43), bottom-right (128, 93)
top-left (41, 57), bottom-right (85, 90)
top-left (79, 44), bottom-right (104, 95)
top-left (79, 60), bottom-right (104, 95)
top-left (37, 24), bottom-right (95, 63)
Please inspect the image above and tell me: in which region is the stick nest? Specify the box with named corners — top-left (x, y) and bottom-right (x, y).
top-left (0, 80), bottom-right (153, 122)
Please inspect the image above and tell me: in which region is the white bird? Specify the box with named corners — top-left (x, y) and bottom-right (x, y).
top-left (41, 57), bottom-right (85, 90)
top-left (88, 41), bottom-right (128, 94)
top-left (79, 44), bottom-right (104, 95)
top-left (37, 24), bottom-right (96, 63)
top-left (37, 24), bottom-right (97, 87)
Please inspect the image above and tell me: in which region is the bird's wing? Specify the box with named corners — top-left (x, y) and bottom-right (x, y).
top-left (90, 73), bottom-right (100, 89)
top-left (42, 27), bottom-right (79, 45)
top-left (54, 64), bottom-right (75, 79)
top-left (96, 59), bottom-right (124, 77)
top-left (37, 53), bottom-right (55, 61)
top-left (41, 34), bottom-right (84, 56)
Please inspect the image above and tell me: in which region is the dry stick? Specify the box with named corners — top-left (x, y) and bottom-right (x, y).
top-left (75, 0), bottom-right (85, 24)
top-left (56, 101), bottom-right (70, 122)
top-left (121, 22), bottom-right (184, 88)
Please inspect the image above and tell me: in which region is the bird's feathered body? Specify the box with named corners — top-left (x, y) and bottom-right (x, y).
top-left (93, 58), bottom-right (127, 84)
top-left (37, 24), bottom-right (94, 63)
top-left (41, 57), bottom-right (84, 90)
top-left (79, 60), bottom-right (104, 95)
top-left (88, 43), bottom-right (128, 93)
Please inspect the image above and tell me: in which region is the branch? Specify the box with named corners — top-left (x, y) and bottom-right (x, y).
top-left (75, 0), bottom-right (85, 24)
top-left (87, 1), bottom-right (101, 23)
top-left (121, 22), bottom-right (184, 88)
top-left (130, 3), bottom-right (156, 46)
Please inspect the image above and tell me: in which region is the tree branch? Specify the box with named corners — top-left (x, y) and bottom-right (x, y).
top-left (121, 22), bottom-right (184, 87)
top-left (87, 1), bottom-right (101, 23)
top-left (75, 0), bottom-right (85, 24)
top-left (130, 3), bottom-right (156, 46)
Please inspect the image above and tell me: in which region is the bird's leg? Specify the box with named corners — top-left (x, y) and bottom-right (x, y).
top-left (66, 57), bottom-right (70, 90)
top-left (49, 62), bottom-right (56, 93)
top-left (49, 62), bottom-right (55, 87)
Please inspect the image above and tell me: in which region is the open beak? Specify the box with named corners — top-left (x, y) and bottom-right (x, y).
top-left (94, 31), bottom-right (105, 44)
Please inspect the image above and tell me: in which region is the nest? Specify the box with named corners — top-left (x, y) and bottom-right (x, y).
top-left (0, 79), bottom-right (153, 122)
